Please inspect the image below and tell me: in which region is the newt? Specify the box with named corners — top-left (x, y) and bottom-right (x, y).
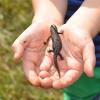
top-left (45, 24), bottom-right (63, 77)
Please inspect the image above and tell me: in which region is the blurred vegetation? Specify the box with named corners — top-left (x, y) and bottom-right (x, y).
top-left (0, 0), bottom-right (63, 100)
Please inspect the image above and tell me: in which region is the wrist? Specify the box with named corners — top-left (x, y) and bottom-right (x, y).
top-left (33, 12), bottom-right (64, 26)
top-left (66, 12), bottom-right (100, 38)
top-left (66, 20), bottom-right (99, 39)
top-left (32, 0), bottom-right (67, 25)
top-left (65, 0), bottom-right (100, 38)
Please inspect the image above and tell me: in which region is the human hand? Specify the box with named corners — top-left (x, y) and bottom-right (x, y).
top-left (12, 19), bottom-right (54, 87)
top-left (39, 24), bottom-right (96, 89)
top-left (52, 24), bottom-right (96, 89)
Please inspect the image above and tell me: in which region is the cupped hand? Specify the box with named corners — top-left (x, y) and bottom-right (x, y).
top-left (39, 24), bottom-right (96, 89)
top-left (12, 19), bottom-right (53, 87)
top-left (53, 24), bottom-right (96, 89)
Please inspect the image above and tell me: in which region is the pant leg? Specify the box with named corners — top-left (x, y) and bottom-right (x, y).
top-left (63, 68), bottom-right (100, 100)
top-left (92, 94), bottom-right (100, 100)
top-left (64, 93), bottom-right (100, 100)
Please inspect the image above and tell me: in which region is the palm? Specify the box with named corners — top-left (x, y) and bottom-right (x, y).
top-left (12, 21), bottom-right (51, 86)
top-left (52, 26), bottom-right (95, 89)
top-left (39, 25), bottom-right (95, 89)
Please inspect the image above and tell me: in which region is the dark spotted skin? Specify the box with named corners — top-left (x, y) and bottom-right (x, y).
top-left (48, 24), bottom-right (63, 77)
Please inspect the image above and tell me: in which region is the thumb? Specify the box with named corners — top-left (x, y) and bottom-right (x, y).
top-left (83, 41), bottom-right (96, 77)
top-left (12, 42), bottom-right (24, 61)
top-left (12, 24), bottom-right (35, 60)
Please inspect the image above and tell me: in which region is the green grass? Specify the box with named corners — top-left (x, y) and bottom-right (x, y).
top-left (0, 0), bottom-right (63, 100)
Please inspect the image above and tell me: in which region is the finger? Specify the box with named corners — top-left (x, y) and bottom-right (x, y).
top-left (83, 41), bottom-right (96, 77)
top-left (12, 43), bottom-right (24, 61)
top-left (39, 43), bottom-right (54, 88)
top-left (23, 59), bottom-right (41, 87)
top-left (40, 40), bottom-right (53, 71)
top-left (58, 27), bottom-right (64, 34)
top-left (40, 77), bottom-right (52, 88)
top-left (12, 24), bottom-right (35, 60)
top-left (57, 24), bottom-right (65, 33)
top-left (53, 69), bottom-right (82, 89)
top-left (40, 55), bottom-right (53, 71)
top-left (39, 71), bottom-right (50, 79)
